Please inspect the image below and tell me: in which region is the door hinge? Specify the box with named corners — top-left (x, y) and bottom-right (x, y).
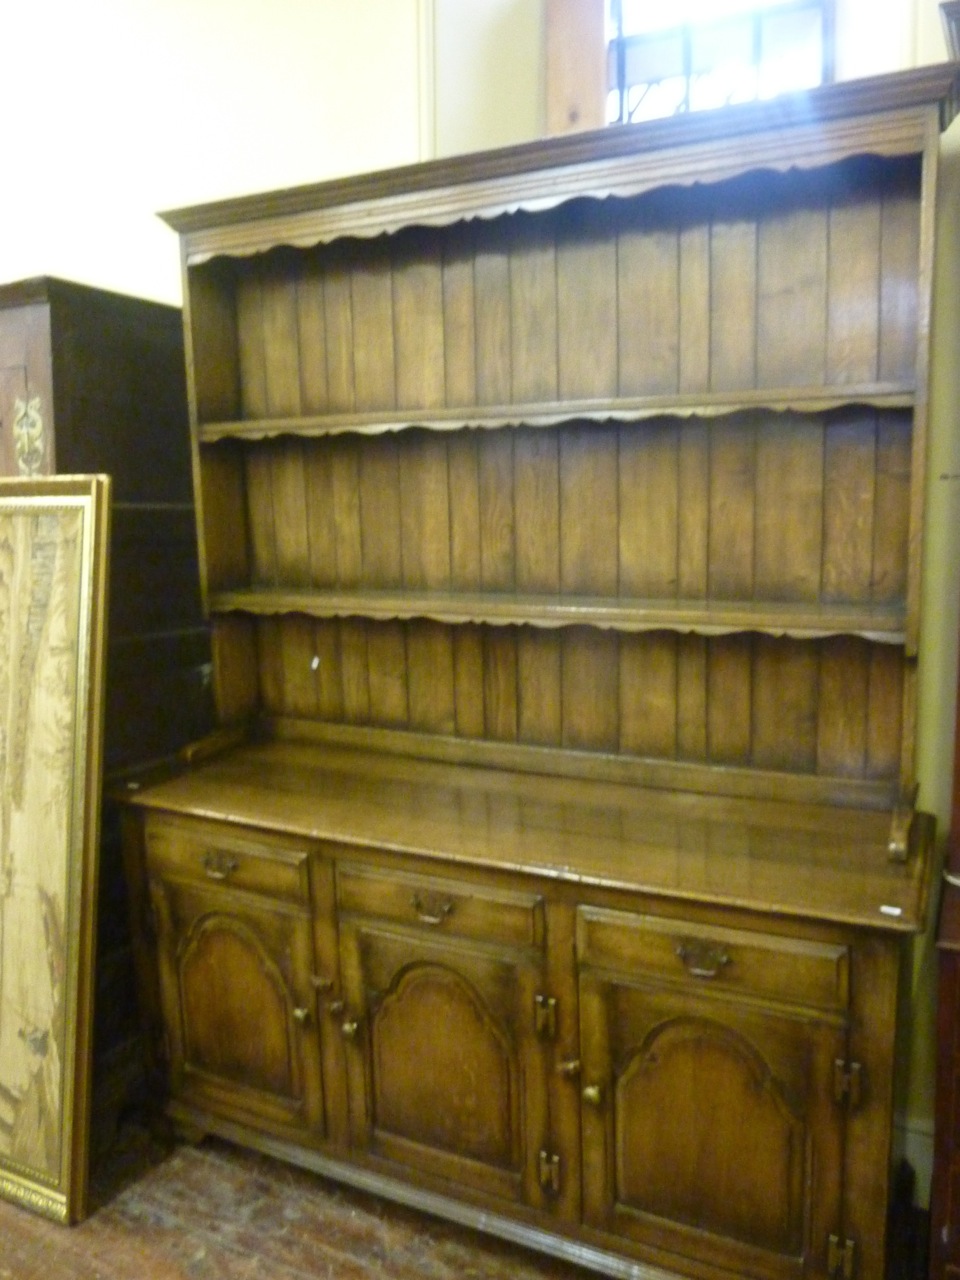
top-left (833, 1059), bottom-right (863, 1109)
top-left (827, 1233), bottom-right (856, 1279)
top-left (538, 1149), bottom-right (561, 1195)
top-left (534, 993), bottom-right (557, 1040)
top-left (143, 895), bottom-right (158, 941)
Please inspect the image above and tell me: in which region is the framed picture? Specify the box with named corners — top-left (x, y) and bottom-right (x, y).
top-left (0, 476), bottom-right (110, 1223)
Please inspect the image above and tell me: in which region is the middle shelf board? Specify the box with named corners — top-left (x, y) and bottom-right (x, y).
top-left (209, 588), bottom-right (906, 644)
top-left (196, 385), bottom-right (917, 444)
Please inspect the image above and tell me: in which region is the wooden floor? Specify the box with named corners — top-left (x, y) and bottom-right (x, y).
top-left (0, 1118), bottom-right (928, 1279)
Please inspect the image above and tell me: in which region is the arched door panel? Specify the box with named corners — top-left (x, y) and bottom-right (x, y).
top-left (339, 916), bottom-right (551, 1210)
top-left (151, 877), bottom-right (324, 1133)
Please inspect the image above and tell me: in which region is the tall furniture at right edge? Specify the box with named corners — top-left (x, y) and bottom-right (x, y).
top-left (930, 577), bottom-right (960, 1275)
top-left (119, 66), bottom-right (960, 1280)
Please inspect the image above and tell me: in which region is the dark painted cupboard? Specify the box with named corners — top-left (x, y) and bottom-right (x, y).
top-left (0, 277), bottom-right (210, 1139)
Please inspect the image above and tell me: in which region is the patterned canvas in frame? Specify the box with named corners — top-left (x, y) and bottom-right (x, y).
top-left (0, 476), bottom-right (110, 1222)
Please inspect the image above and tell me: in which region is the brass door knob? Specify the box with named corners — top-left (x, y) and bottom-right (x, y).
top-left (675, 938), bottom-right (730, 979)
top-left (582, 1083), bottom-right (604, 1106)
top-left (202, 851), bottom-right (238, 881)
top-left (340, 1019), bottom-right (360, 1039)
top-left (411, 893), bottom-right (454, 926)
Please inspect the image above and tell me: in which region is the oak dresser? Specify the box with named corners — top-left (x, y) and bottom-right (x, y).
top-left (119, 65), bottom-right (960, 1280)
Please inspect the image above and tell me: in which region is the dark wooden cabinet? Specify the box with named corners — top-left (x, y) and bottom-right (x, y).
top-left (119, 66), bottom-right (960, 1280)
top-left (0, 277), bottom-right (210, 1138)
top-left (0, 277), bottom-right (209, 771)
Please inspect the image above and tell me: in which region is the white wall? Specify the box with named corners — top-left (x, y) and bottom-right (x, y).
top-left (0, 0), bottom-right (549, 303)
top-left (836, 0), bottom-right (918, 77)
top-left (432, 0), bottom-right (544, 157)
top-left (0, 0), bottom-right (429, 304)
top-left (2, 2), bottom-right (951, 300)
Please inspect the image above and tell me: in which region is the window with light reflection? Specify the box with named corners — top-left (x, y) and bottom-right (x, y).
top-left (607, 0), bottom-right (834, 124)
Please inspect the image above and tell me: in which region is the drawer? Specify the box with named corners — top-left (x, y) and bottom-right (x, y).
top-left (577, 905), bottom-right (849, 1014)
top-left (144, 814), bottom-right (311, 905)
top-left (337, 863), bottom-right (544, 950)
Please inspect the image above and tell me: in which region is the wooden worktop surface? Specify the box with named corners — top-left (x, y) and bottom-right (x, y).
top-left (121, 737), bottom-right (932, 935)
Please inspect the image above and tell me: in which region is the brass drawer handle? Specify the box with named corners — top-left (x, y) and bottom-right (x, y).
top-left (411, 893), bottom-right (454, 926)
top-left (340, 1019), bottom-right (360, 1040)
top-left (582, 1083), bottom-right (604, 1106)
top-left (202, 851), bottom-right (239, 881)
top-left (292, 1006), bottom-right (311, 1025)
top-left (676, 938), bottom-right (731, 979)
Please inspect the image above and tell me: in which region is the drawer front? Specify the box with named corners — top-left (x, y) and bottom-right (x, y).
top-left (144, 813), bottom-right (311, 904)
top-left (337, 863), bottom-right (544, 950)
top-left (577, 905), bottom-right (849, 1014)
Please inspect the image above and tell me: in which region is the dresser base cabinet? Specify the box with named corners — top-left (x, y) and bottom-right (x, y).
top-left (119, 741), bottom-right (928, 1280)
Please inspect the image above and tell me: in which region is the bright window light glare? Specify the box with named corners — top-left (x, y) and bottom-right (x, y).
top-left (613, 0), bottom-right (798, 37)
top-left (607, 0), bottom-right (826, 123)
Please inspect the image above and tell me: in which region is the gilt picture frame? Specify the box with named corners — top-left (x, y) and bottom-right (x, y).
top-left (0, 476), bottom-right (110, 1223)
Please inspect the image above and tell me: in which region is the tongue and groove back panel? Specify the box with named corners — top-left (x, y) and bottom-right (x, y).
top-left (183, 146), bottom-right (924, 807)
top-left (190, 156), bottom-right (922, 422)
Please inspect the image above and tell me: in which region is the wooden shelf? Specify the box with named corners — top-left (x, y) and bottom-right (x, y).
top-left (196, 384), bottom-right (915, 444)
top-left (123, 738), bottom-right (930, 933)
top-left (209, 587), bottom-right (906, 642)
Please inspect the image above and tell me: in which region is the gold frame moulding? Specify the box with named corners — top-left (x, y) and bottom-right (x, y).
top-left (0, 476), bottom-right (110, 1223)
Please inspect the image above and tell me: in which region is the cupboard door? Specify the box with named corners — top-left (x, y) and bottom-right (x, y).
top-left (150, 876), bottom-right (325, 1134)
top-left (338, 915), bottom-right (553, 1210)
top-left (578, 915), bottom-right (847, 1280)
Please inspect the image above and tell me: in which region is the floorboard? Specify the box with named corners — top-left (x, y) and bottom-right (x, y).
top-left (0, 1122), bottom-right (586, 1279)
top-left (0, 1118), bottom-right (930, 1278)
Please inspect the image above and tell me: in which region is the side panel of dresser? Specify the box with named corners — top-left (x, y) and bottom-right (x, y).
top-left (930, 474), bottom-right (960, 1278)
top-left (932, 892), bottom-right (960, 1278)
